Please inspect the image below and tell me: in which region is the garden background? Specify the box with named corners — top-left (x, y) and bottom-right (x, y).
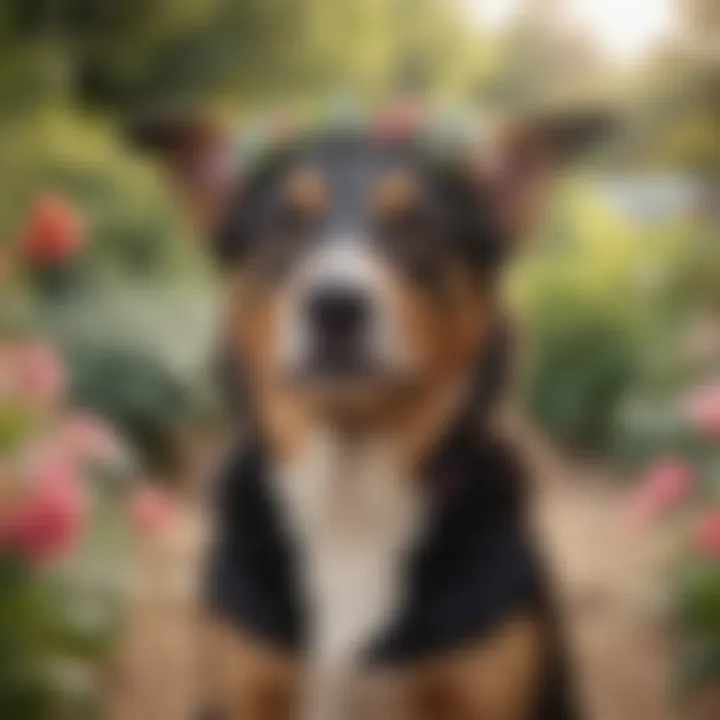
top-left (0, 1), bottom-right (718, 718)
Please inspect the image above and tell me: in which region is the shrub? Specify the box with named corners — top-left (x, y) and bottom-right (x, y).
top-left (0, 107), bottom-right (212, 296)
top-left (512, 180), bottom-right (645, 452)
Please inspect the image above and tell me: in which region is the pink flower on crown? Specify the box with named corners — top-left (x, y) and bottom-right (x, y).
top-left (0, 454), bottom-right (87, 562)
top-left (371, 99), bottom-right (427, 143)
top-left (695, 510), bottom-right (720, 558)
top-left (624, 457), bottom-right (693, 528)
top-left (682, 383), bottom-right (720, 442)
top-left (129, 485), bottom-right (173, 536)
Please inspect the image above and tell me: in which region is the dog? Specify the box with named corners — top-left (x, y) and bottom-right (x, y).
top-left (131, 107), bottom-right (609, 719)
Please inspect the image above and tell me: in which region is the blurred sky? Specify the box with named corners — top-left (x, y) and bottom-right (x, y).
top-left (462, 0), bottom-right (675, 59)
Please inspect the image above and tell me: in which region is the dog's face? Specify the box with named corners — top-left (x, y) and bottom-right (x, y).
top-left (220, 139), bottom-right (505, 427)
top-left (129, 109), bottom-right (609, 442)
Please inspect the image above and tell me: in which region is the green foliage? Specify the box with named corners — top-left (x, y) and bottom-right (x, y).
top-left (67, 341), bottom-right (191, 472)
top-left (0, 109), bottom-right (210, 287)
top-left (0, 525), bottom-right (128, 720)
top-left (515, 175), bottom-right (719, 457)
top-left (674, 558), bottom-right (720, 698)
top-left (46, 286), bottom-right (217, 473)
top-left (0, 557), bottom-right (55, 719)
top-left (513, 183), bottom-right (645, 452)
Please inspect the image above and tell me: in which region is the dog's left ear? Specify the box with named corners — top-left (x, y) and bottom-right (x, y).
top-left (125, 110), bottom-right (237, 235)
top-left (476, 110), bottom-right (615, 242)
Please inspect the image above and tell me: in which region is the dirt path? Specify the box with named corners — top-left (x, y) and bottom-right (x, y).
top-left (111, 429), bottom-right (677, 720)
top-left (524, 427), bottom-right (677, 720)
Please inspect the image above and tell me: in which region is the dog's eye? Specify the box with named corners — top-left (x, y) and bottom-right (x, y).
top-left (375, 205), bottom-right (446, 285)
top-left (371, 171), bottom-right (440, 238)
top-left (377, 203), bottom-right (429, 236)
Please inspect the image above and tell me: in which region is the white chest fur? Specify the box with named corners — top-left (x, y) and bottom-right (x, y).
top-left (272, 430), bottom-right (426, 718)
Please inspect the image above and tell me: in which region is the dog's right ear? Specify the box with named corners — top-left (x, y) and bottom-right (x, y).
top-left (475, 109), bottom-right (615, 243)
top-left (125, 110), bottom-right (237, 237)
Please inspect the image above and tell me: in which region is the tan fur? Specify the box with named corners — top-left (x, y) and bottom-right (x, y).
top-left (283, 168), bottom-right (327, 217)
top-left (201, 620), bottom-right (299, 720)
top-left (406, 615), bottom-right (545, 720)
top-left (202, 614), bottom-right (544, 720)
top-left (227, 269), bottom-right (314, 459)
top-left (227, 236), bottom-right (490, 470)
top-left (231, 251), bottom-right (490, 459)
top-left (382, 265), bottom-right (491, 468)
top-left (372, 171), bottom-right (421, 218)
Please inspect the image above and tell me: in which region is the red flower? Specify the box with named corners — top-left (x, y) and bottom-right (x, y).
top-left (625, 457), bottom-right (693, 528)
top-left (20, 193), bottom-right (85, 265)
top-left (682, 383), bottom-right (720, 442)
top-left (0, 455), bottom-right (87, 563)
top-left (129, 485), bottom-right (172, 536)
top-left (695, 510), bottom-right (720, 558)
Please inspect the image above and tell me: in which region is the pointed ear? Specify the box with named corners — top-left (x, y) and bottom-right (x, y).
top-left (126, 110), bottom-right (237, 234)
top-left (477, 110), bottom-right (615, 241)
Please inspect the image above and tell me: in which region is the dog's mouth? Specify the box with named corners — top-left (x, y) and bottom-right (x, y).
top-left (286, 351), bottom-right (413, 393)
top-left (281, 342), bottom-right (419, 422)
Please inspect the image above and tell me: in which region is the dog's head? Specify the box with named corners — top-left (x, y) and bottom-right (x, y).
top-left (131, 110), bottom-right (609, 453)
top-left (220, 137), bottom-right (505, 425)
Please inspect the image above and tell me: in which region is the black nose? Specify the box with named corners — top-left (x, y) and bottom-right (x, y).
top-left (306, 286), bottom-right (371, 346)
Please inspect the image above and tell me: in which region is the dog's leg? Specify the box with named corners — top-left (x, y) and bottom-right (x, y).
top-left (200, 620), bottom-right (299, 720)
top-left (405, 614), bottom-right (545, 720)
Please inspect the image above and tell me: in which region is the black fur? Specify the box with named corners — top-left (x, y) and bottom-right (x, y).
top-left (213, 133), bottom-right (507, 282)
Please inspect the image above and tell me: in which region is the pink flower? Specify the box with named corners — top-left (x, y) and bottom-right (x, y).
top-left (57, 412), bottom-right (122, 463)
top-left (371, 99), bottom-right (427, 143)
top-left (20, 193), bottom-right (85, 265)
top-left (625, 457), bottom-right (693, 528)
top-left (682, 383), bottom-right (720, 442)
top-left (0, 455), bottom-right (87, 562)
top-left (695, 510), bottom-right (720, 558)
top-left (129, 486), bottom-right (172, 536)
top-left (10, 341), bottom-right (66, 410)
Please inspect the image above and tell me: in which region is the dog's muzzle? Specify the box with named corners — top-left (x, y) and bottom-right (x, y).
top-left (277, 239), bottom-right (414, 392)
top-left (304, 284), bottom-right (374, 376)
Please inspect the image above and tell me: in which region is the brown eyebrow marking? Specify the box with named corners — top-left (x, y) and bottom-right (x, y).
top-left (282, 168), bottom-right (327, 215)
top-left (371, 170), bottom-right (421, 217)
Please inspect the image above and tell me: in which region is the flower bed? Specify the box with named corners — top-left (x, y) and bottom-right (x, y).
top-left (1, 194), bottom-right (175, 718)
